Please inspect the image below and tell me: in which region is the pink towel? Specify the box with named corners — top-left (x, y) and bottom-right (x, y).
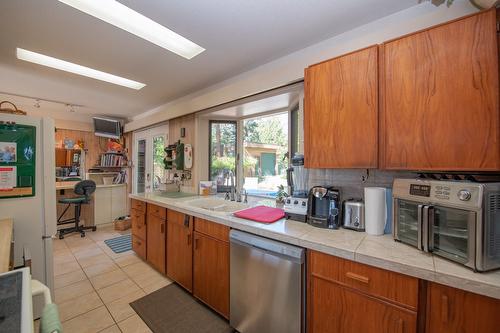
top-left (233, 206), bottom-right (285, 223)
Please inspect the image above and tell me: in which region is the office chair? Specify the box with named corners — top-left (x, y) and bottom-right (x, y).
top-left (57, 180), bottom-right (97, 239)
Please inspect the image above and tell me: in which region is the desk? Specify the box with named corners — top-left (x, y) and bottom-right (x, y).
top-left (0, 218), bottom-right (13, 273)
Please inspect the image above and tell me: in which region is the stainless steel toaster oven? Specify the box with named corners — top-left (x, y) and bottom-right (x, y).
top-left (392, 178), bottom-right (500, 272)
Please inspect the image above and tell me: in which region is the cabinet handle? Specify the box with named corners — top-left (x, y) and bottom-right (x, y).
top-left (187, 233), bottom-right (192, 245)
top-left (345, 272), bottom-right (370, 284)
top-left (184, 215), bottom-right (190, 227)
top-left (161, 223), bottom-right (165, 234)
top-left (394, 318), bottom-right (404, 333)
top-left (194, 237), bottom-right (199, 250)
top-left (441, 295), bottom-right (449, 324)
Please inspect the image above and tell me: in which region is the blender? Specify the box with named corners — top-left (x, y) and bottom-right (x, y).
top-left (284, 154), bottom-right (309, 222)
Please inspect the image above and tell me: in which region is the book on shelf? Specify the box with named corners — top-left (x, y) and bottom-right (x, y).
top-left (100, 153), bottom-right (124, 167)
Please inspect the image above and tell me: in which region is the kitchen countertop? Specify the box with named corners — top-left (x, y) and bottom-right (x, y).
top-left (56, 181), bottom-right (127, 190)
top-left (0, 218), bottom-right (13, 273)
top-left (130, 192), bottom-right (500, 299)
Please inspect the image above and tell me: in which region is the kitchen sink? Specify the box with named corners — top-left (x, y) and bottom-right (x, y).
top-left (155, 191), bottom-right (197, 199)
top-left (185, 198), bottom-right (248, 213)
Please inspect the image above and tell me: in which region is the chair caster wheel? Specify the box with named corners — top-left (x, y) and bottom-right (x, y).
top-left (80, 232), bottom-right (85, 237)
top-left (59, 234), bottom-right (64, 240)
top-left (92, 227), bottom-right (97, 232)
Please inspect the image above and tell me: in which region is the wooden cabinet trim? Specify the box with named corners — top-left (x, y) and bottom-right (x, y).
top-left (147, 203), bottom-right (166, 219)
top-left (306, 44), bottom-right (380, 69)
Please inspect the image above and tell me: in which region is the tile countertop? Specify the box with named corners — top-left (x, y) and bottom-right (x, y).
top-left (129, 192), bottom-right (500, 300)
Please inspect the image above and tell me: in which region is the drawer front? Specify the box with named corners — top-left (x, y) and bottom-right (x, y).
top-left (132, 235), bottom-right (146, 259)
top-left (194, 218), bottom-right (230, 242)
top-left (147, 203), bottom-right (166, 219)
top-left (131, 209), bottom-right (146, 240)
top-left (131, 199), bottom-right (146, 212)
top-left (309, 250), bottom-right (419, 309)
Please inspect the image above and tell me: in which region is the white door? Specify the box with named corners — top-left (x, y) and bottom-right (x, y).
top-left (132, 124), bottom-right (169, 193)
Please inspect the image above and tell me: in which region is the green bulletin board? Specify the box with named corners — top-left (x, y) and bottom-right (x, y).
top-left (0, 123), bottom-right (36, 198)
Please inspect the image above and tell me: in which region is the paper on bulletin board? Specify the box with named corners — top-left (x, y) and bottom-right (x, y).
top-left (0, 166), bottom-right (16, 189)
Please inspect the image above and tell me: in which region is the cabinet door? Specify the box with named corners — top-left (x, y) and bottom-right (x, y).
top-left (166, 210), bottom-right (193, 291)
top-left (132, 235), bottom-right (146, 260)
top-left (94, 188), bottom-right (112, 225)
top-left (308, 276), bottom-right (417, 333)
top-left (381, 9), bottom-right (499, 170)
top-left (304, 45), bottom-right (378, 168)
top-left (426, 282), bottom-right (500, 333)
top-left (193, 232), bottom-right (229, 318)
top-left (111, 186), bottom-right (127, 220)
top-left (55, 148), bottom-right (67, 167)
top-left (131, 208), bottom-right (146, 240)
top-left (146, 214), bottom-right (166, 274)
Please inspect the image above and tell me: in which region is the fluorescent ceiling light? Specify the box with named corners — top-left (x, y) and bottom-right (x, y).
top-left (16, 48), bottom-right (146, 90)
top-left (58, 0), bottom-right (205, 59)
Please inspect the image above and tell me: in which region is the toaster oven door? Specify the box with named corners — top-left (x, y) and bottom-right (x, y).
top-left (394, 199), bottom-right (421, 248)
top-left (429, 206), bottom-right (475, 268)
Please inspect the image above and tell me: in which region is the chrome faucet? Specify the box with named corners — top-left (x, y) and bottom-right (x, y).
top-left (228, 170), bottom-right (236, 201)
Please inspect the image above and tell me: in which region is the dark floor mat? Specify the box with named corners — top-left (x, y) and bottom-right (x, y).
top-left (130, 283), bottom-right (234, 333)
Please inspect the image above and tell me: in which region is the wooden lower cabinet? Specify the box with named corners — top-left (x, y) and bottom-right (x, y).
top-left (146, 213), bottom-right (166, 274)
top-left (193, 230), bottom-right (230, 319)
top-left (166, 210), bottom-right (193, 291)
top-left (132, 234), bottom-right (146, 260)
top-left (426, 282), bottom-right (500, 333)
top-left (308, 250), bottom-right (418, 333)
top-left (309, 277), bottom-right (417, 333)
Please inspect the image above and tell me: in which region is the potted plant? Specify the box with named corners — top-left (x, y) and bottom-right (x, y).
top-left (275, 184), bottom-right (288, 208)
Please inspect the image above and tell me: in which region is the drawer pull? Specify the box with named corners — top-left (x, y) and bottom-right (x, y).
top-left (441, 295), bottom-right (449, 324)
top-left (345, 272), bottom-right (370, 284)
top-left (161, 223), bottom-right (165, 234)
top-left (187, 233), bottom-right (192, 245)
top-left (194, 237), bottom-right (199, 250)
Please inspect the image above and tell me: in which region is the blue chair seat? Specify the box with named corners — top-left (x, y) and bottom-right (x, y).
top-left (58, 196), bottom-right (87, 204)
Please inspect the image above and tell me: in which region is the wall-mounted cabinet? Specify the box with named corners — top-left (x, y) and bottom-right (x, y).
top-left (380, 9), bottom-right (499, 171)
top-left (304, 45), bottom-right (379, 169)
top-left (303, 9), bottom-right (499, 171)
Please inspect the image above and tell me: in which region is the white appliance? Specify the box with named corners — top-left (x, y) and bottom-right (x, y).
top-left (0, 113), bottom-right (56, 317)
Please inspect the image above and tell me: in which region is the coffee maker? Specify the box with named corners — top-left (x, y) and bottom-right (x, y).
top-left (307, 186), bottom-right (341, 229)
top-left (284, 154), bottom-right (309, 222)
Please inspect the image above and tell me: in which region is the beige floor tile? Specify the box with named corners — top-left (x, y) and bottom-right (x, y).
top-left (54, 260), bottom-right (81, 277)
top-left (141, 277), bottom-right (172, 295)
top-left (118, 314), bottom-right (152, 333)
top-left (78, 253), bottom-right (114, 268)
top-left (83, 262), bottom-right (119, 278)
top-left (105, 289), bottom-right (145, 322)
top-left (90, 269), bottom-right (128, 290)
top-left (54, 279), bottom-right (94, 304)
top-left (89, 231), bottom-right (122, 242)
top-left (73, 246), bottom-right (105, 260)
top-left (122, 261), bottom-right (156, 279)
top-left (113, 254), bottom-right (141, 268)
top-left (53, 239), bottom-right (68, 251)
top-left (54, 252), bottom-right (78, 265)
top-left (62, 306), bottom-right (115, 333)
top-left (97, 278), bottom-right (141, 304)
top-left (54, 269), bottom-right (87, 289)
top-left (98, 324), bottom-right (121, 333)
top-left (59, 291), bottom-right (103, 322)
top-left (132, 269), bottom-right (169, 289)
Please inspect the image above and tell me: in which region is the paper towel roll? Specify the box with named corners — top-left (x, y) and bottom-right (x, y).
top-left (364, 187), bottom-right (387, 236)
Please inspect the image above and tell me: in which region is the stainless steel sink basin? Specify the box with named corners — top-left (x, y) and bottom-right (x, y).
top-left (185, 198), bottom-right (248, 213)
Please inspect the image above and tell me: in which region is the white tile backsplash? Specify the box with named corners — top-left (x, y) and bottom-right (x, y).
top-left (308, 169), bottom-right (416, 199)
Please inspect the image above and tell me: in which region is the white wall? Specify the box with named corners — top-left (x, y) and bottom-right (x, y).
top-left (125, 0), bottom-right (478, 132)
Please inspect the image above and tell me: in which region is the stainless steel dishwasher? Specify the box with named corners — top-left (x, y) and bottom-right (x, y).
top-left (229, 229), bottom-right (305, 333)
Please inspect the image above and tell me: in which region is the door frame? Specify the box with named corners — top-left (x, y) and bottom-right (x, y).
top-left (132, 124), bottom-right (169, 194)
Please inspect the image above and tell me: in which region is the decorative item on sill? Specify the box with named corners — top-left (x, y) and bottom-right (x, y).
top-left (0, 101), bottom-right (27, 115)
top-left (275, 184), bottom-right (288, 208)
top-left (163, 140), bottom-right (184, 170)
top-left (418, 0), bottom-right (498, 8)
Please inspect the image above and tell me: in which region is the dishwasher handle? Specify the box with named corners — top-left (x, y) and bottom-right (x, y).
top-left (230, 230), bottom-right (305, 263)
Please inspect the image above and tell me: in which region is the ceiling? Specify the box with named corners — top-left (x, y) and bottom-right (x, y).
top-left (0, 0), bottom-right (418, 120)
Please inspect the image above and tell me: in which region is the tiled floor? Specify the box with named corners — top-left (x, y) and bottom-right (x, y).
top-left (48, 224), bottom-right (172, 333)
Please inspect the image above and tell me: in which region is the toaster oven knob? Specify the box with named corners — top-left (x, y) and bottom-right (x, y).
top-left (458, 189), bottom-right (471, 201)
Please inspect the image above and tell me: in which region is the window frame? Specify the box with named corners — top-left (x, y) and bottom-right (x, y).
top-left (208, 120), bottom-right (238, 193)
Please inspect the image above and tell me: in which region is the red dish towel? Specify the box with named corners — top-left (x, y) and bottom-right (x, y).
top-left (233, 206), bottom-right (285, 223)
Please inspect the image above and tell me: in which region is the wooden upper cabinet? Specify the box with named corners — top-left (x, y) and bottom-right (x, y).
top-left (380, 9), bottom-right (500, 170)
top-left (426, 282), bottom-right (500, 333)
top-left (166, 210), bottom-right (193, 292)
top-left (146, 213), bottom-right (166, 274)
top-left (304, 45), bottom-right (378, 168)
